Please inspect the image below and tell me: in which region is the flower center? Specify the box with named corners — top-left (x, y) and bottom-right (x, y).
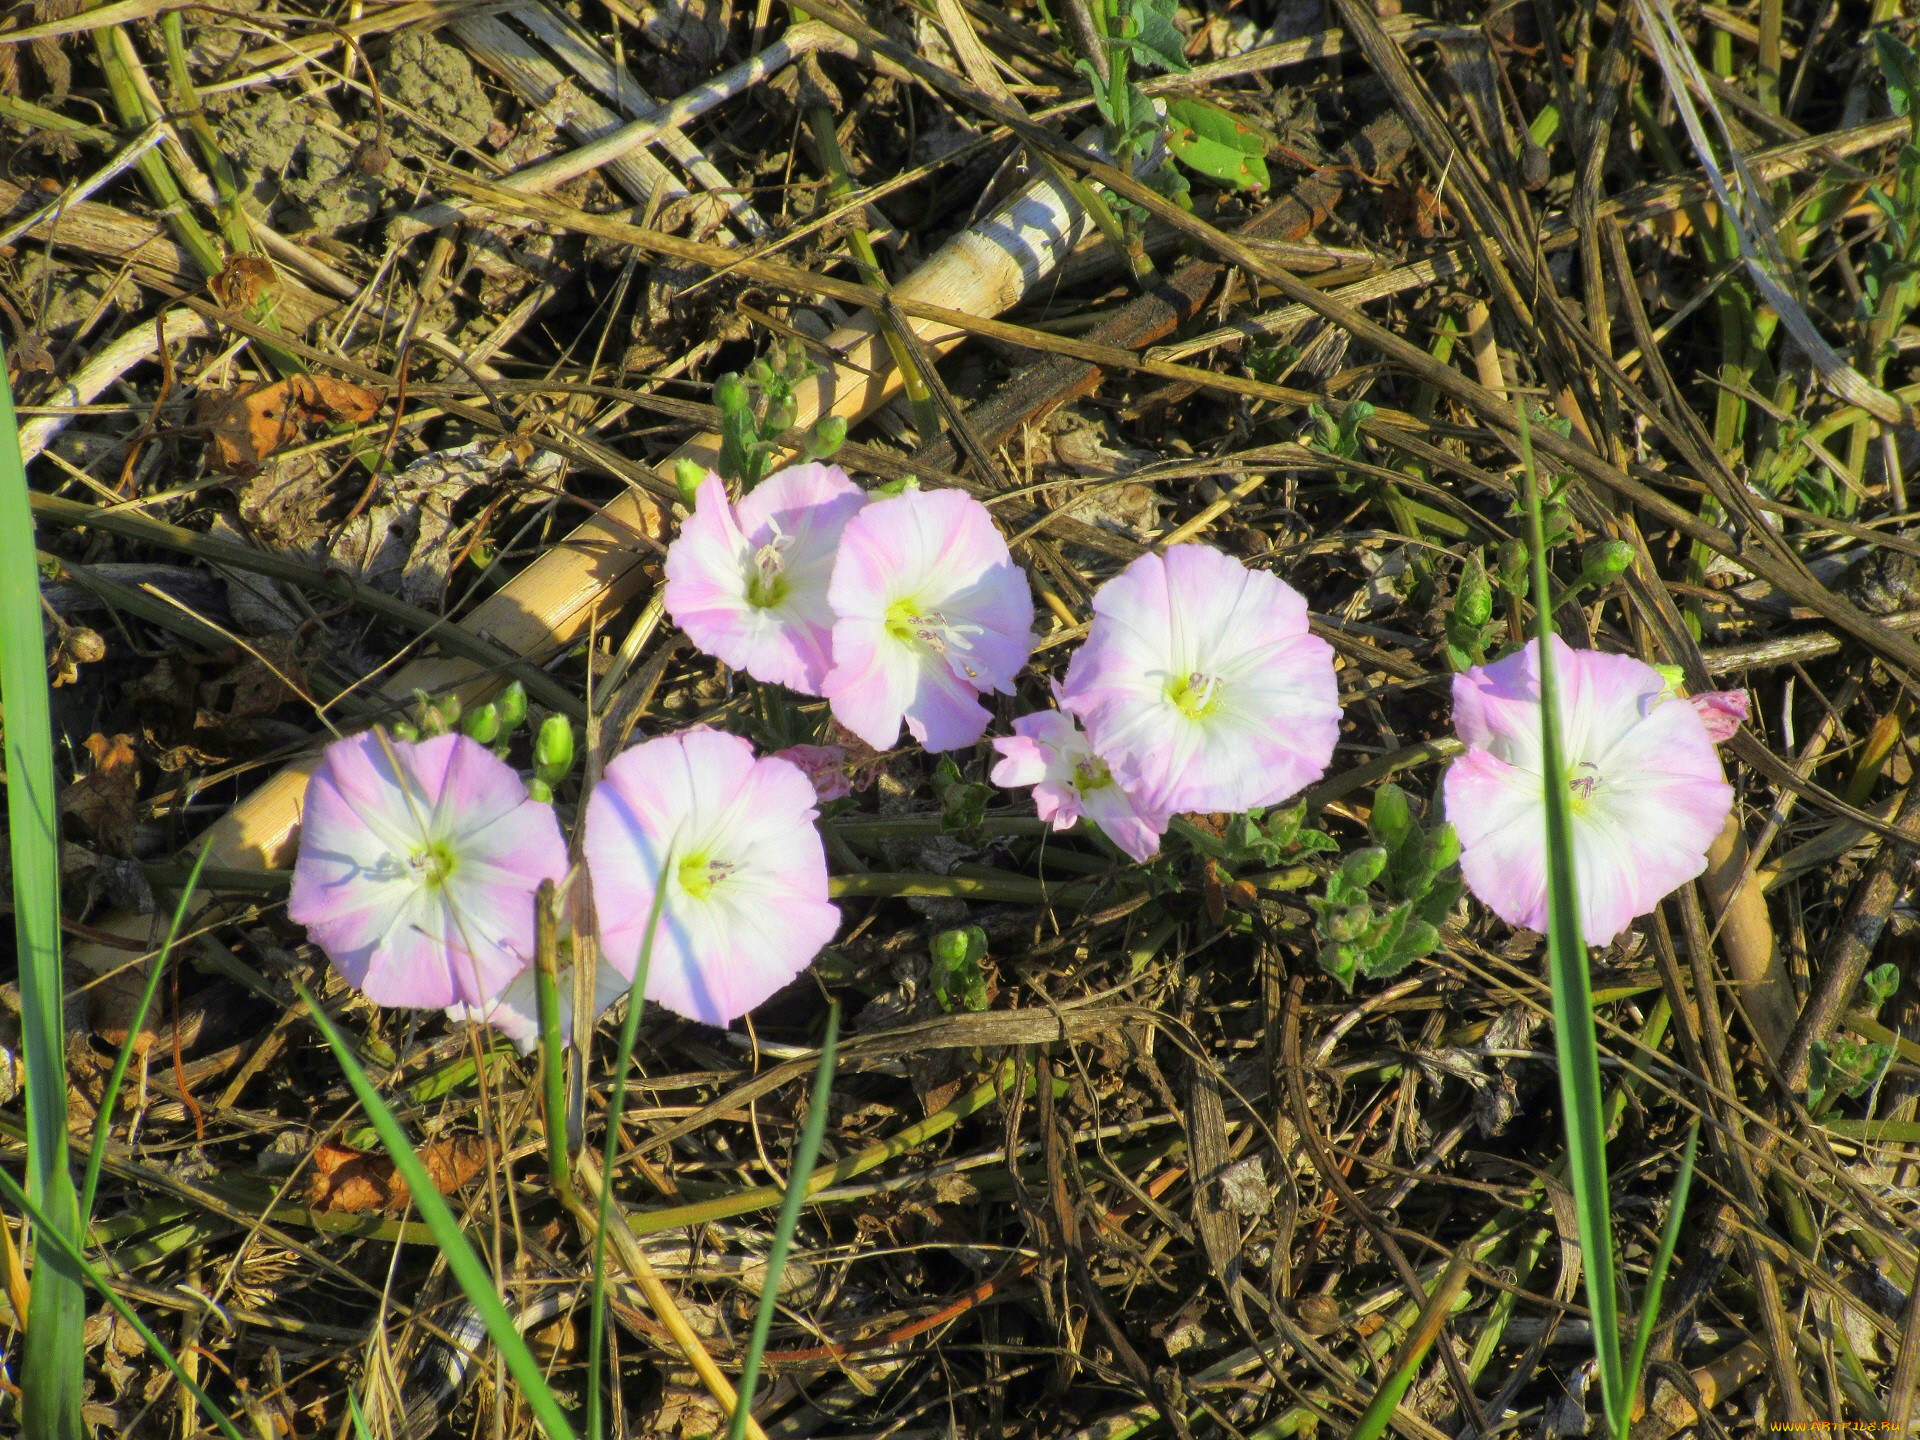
top-left (1072, 755), bottom-right (1114, 793)
top-left (745, 529), bottom-right (791, 609)
top-left (886, 601), bottom-right (985, 682)
top-left (1166, 670), bottom-right (1221, 719)
top-left (410, 842), bottom-right (458, 889)
top-left (677, 850), bottom-right (737, 900)
top-left (1567, 760), bottom-right (1602, 814)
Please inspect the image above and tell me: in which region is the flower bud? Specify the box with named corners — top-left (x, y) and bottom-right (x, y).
top-left (714, 371), bottom-right (749, 416)
top-left (764, 393), bottom-right (797, 437)
top-left (462, 702), bottom-right (500, 745)
top-left (1369, 783), bottom-right (1415, 853)
top-left (1496, 538), bottom-right (1530, 593)
top-left (931, 925), bottom-right (985, 968)
top-left (1581, 539), bottom-right (1634, 580)
top-left (534, 714), bottom-right (574, 784)
top-left (1339, 846), bottom-right (1389, 890)
top-left (495, 679), bottom-right (527, 733)
top-left (1454, 560), bottom-right (1493, 629)
top-left (391, 721), bottom-right (420, 743)
top-left (808, 413), bottom-right (847, 460)
top-left (673, 458), bottom-right (709, 508)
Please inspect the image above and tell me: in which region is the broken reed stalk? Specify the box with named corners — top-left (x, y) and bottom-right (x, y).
top-left (66, 129), bottom-right (1120, 974)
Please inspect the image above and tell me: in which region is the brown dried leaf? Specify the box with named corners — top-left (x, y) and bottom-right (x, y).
top-left (197, 375), bottom-right (382, 477)
top-left (62, 733), bottom-right (140, 857)
top-left (305, 1135), bottom-right (489, 1214)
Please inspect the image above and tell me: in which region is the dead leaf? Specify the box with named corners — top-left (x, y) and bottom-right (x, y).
top-left (197, 375), bottom-right (382, 476)
top-left (62, 733), bottom-right (140, 858)
top-left (209, 254), bottom-right (277, 310)
top-left (305, 1135), bottom-right (488, 1214)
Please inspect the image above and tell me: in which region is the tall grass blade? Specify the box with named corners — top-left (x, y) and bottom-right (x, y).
top-left (81, 846), bottom-right (210, 1220)
top-left (1516, 401), bottom-right (1626, 1434)
top-left (0, 339), bottom-right (87, 1439)
top-left (727, 1000), bottom-right (841, 1440)
top-left (295, 981), bottom-right (580, 1440)
top-left (1624, 1119), bottom-right (1700, 1410)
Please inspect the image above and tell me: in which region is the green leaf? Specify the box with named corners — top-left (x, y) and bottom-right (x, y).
top-left (1165, 98), bottom-right (1269, 191)
top-left (1873, 30), bottom-right (1918, 118)
top-left (1124, 0), bottom-right (1190, 73)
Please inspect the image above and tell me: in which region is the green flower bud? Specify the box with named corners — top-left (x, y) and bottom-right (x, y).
top-left (1339, 846), bottom-right (1389, 890)
top-left (1369, 783), bottom-right (1415, 853)
top-left (495, 679), bottom-right (527, 733)
top-left (931, 925), bottom-right (985, 968)
top-left (764, 394), bottom-right (798, 437)
top-left (1582, 539), bottom-right (1634, 579)
top-left (527, 777), bottom-right (552, 804)
top-left (673, 457), bottom-right (710, 508)
top-left (462, 702), bottom-right (500, 745)
top-left (714, 371), bottom-right (749, 416)
top-left (534, 714), bottom-right (574, 784)
top-left (391, 721), bottom-right (420, 743)
top-left (1454, 559), bottom-right (1494, 629)
top-left (808, 413), bottom-right (847, 460)
top-left (1496, 538), bottom-right (1530, 593)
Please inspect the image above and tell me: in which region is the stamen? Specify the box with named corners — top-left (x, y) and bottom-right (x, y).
top-left (747, 521), bottom-right (792, 607)
top-left (906, 610), bottom-right (986, 681)
top-left (1568, 761), bottom-right (1602, 801)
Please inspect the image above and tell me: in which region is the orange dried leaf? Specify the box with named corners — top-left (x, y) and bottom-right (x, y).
top-left (305, 1136), bottom-right (488, 1214)
top-left (198, 376), bottom-right (383, 476)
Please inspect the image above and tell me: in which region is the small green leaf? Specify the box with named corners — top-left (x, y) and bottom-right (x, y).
top-left (1125, 0), bottom-right (1190, 73)
top-left (1873, 30), bottom-right (1918, 117)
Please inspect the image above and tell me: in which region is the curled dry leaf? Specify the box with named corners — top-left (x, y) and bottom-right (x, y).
top-left (196, 375), bottom-right (383, 477)
top-left (305, 1135), bottom-right (489, 1214)
top-left (62, 732), bottom-right (140, 858)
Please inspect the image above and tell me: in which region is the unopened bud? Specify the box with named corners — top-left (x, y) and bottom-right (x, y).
top-left (1581, 539), bottom-right (1634, 580)
top-left (714, 372), bottom-right (749, 415)
top-left (462, 702), bottom-right (500, 745)
top-left (673, 458), bottom-right (710, 508)
top-left (534, 714), bottom-right (574, 784)
top-left (808, 414), bottom-right (847, 460)
top-left (495, 680), bottom-right (527, 733)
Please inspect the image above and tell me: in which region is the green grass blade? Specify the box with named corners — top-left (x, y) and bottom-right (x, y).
top-left (81, 846), bottom-right (211, 1221)
top-left (0, 1165), bottom-right (248, 1440)
top-left (727, 1000), bottom-right (841, 1440)
top-left (294, 980), bottom-right (580, 1440)
top-left (1516, 400), bottom-right (1626, 1434)
top-left (1348, 1245), bottom-right (1475, 1440)
top-left (0, 339), bottom-right (87, 1439)
top-left (1623, 1119), bottom-right (1700, 1410)
top-left (587, 868), bottom-right (670, 1440)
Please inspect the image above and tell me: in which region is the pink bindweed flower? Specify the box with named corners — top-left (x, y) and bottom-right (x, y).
top-left (823, 487), bottom-right (1034, 752)
top-left (1058, 544), bottom-right (1340, 816)
top-left (289, 730), bottom-right (569, 1009)
top-left (990, 703), bottom-right (1168, 862)
top-left (664, 463), bottom-right (869, 694)
top-left (585, 728), bottom-right (839, 1027)
top-left (1443, 635), bottom-right (1735, 946)
top-left (770, 744), bottom-right (853, 803)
